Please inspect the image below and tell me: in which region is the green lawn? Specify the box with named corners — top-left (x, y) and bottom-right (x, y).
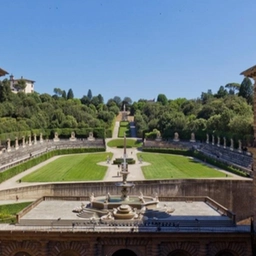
top-left (107, 139), bottom-right (142, 148)
top-left (0, 202), bottom-right (32, 223)
top-left (118, 126), bottom-right (130, 137)
top-left (140, 153), bottom-right (230, 179)
top-left (21, 153), bottom-right (113, 182)
top-left (118, 121), bottom-right (130, 137)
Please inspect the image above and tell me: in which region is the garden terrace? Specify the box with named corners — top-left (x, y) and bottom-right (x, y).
top-left (0, 139), bottom-right (105, 172)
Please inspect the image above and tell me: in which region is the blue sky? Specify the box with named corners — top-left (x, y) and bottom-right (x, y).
top-left (1, 0), bottom-right (256, 102)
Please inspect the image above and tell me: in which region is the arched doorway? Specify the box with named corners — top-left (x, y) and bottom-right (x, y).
top-left (14, 253), bottom-right (32, 256)
top-left (57, 251), bottom-right (79, 256)
top-left (168, 250), bottom-right (191, 256)
top-left (112, 249), bottom-right (137, 256)
top-left (216, 250), bottom-right (236, 256)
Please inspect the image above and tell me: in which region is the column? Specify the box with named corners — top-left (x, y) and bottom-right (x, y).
top-left (7, 138), bottom-right (11, 152)
top-left (22, 136), bottom-right (25, 148)
top-left (15, 137), bottom-right (19, 150)
top-left (28, 135), bottom-right (32, 146)
top-left (34, 134), bottom-right (37, 145)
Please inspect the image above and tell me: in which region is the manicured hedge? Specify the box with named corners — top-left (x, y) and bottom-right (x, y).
top-left (143, 147), bottom-right (192, 156)
top-left (113, 158), bottom-right (136, 165)
top-left (116, 145), bottom-right (132, 148)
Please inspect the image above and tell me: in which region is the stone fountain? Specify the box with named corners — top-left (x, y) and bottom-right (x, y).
top-left (74, 134), bottom-right (170, 222)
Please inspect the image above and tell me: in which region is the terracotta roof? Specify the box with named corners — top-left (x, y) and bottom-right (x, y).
top-left (0, 68), bottom-right (9, 77)
top-left (240, 65), bottom-right (256, 78)
top-left (13, 78), bottom-right (35, 83)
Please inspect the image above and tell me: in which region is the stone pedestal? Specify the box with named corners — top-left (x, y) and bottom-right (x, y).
top-left (7, 139), bottom-right (11, 152)
top-left (238, 140), bottom-right (242, 153)
top-left (217, 136), bottom-right (220, 147)
top-left (88, 132), bottom-right (95, 141)
top-left (40, 133), bottom-right (43, 143)
top-left (173, 132), bottom-right (180, 142)
top-left (223, 137), bottom-right (226, 149)
top-left (69, 132), bottom-right (77, 141)
top-left (34, 134), bottom-right (37, 145)
top-left (53, 132), bottom-right (60, 142)
top-left (22, 136), bottom-right (25, 148)
top-left (15, 137), bottom-right (19, 150)
top-left (206, 134), bottom-right (209, 144)
top-left (28, 135), bottom-right (32, 146)
top-left (230, 138), bottom-right (234, 151)
top-left (190, 132), bottom-right (196, 142)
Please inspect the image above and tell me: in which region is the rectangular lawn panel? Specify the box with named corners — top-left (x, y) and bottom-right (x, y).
top-left (140, 153), bottom-right (230, 179)
top-left (21, 153), bottom-right (113, 182)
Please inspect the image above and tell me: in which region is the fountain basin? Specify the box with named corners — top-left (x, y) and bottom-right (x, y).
top-left (91, 195), bottom-right (158, 210)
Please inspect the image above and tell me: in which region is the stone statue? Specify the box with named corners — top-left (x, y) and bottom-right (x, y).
top-left (40, 133), bottom-right (43, 143)
top-left (173, 132), bottom-right (179, 142)
top-left (34, 134), bottom-right (37, 145)
top-left (15, 137), bottom-right (19, 150)
top-left (238, 140), bottom-right (242, 152)
top-left (217, 136), bottom-right (220, 147)
top-left (223, 137), bottom-right (226, 148)
top-left (230, 138), bottom-right (234, 151)
top-left (190, 132), bottom-right (196, 142)
top-left (7, 138), bottom-right (11, 152)
top-left (88, 131), bottom-right (95, 141)
top-left (206, 134), bottom-right (209, 144)
top-left (22, 136), bottom-right (25, 148)
top-left (69, 131), bottom-right (76, 141)
top-left (53, 132), bottom-right (60, 142)
top-left (90, 193), bottom-right (95, 203)
top-left (28, 135), bottom-right (32, 146)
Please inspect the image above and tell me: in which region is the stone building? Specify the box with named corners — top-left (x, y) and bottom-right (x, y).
top-left (9, 74), bottom-right (35, 94)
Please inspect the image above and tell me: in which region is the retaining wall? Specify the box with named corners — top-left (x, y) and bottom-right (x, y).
top-left (0, 179), bottom-right (252, 221)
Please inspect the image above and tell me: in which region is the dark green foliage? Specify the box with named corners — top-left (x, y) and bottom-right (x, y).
top-left (238, 77), bottom-right (253, 104)
top-left (67, 88), bottom-right (74, 99)
top-left (113, 158), bottom-right (135, 164)
top-left (0, 202), bottom-right (32, 223)
top-left (87, 89), bottom-right (92, 100)
top-left (156, 93), bottom-right (168, 105)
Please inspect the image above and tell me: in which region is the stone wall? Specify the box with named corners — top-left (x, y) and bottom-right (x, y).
top-left (0, 179), bottom-right (252, 221)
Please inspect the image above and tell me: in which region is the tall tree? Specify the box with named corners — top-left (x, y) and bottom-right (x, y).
top-left (123, 97), bottom-right (132, 105)
top-left (67, 88), bottom-right (74, 100)
top-left (0, 79), bottom-right (12, 102)
top-left (215, 86), bottom-right (228, 98)
top-left (97, 94), bottom-right (104, 104)
top-left (238, 77), bottom-right (253, 104)
top-left (87, 89), bottom-right (92, 100)
top-left (113, 96), bottom-right (122, 107)
top-left (53, 88), bottom-right (63, 97)
top-left (201, 90), bottom-right (213, 104)
top-left (62, 90), bottom-right (67, 99)
top-left (157, 94), bottom-right (168, 105)
top-left (225, 83), bottom-right (240, 95)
